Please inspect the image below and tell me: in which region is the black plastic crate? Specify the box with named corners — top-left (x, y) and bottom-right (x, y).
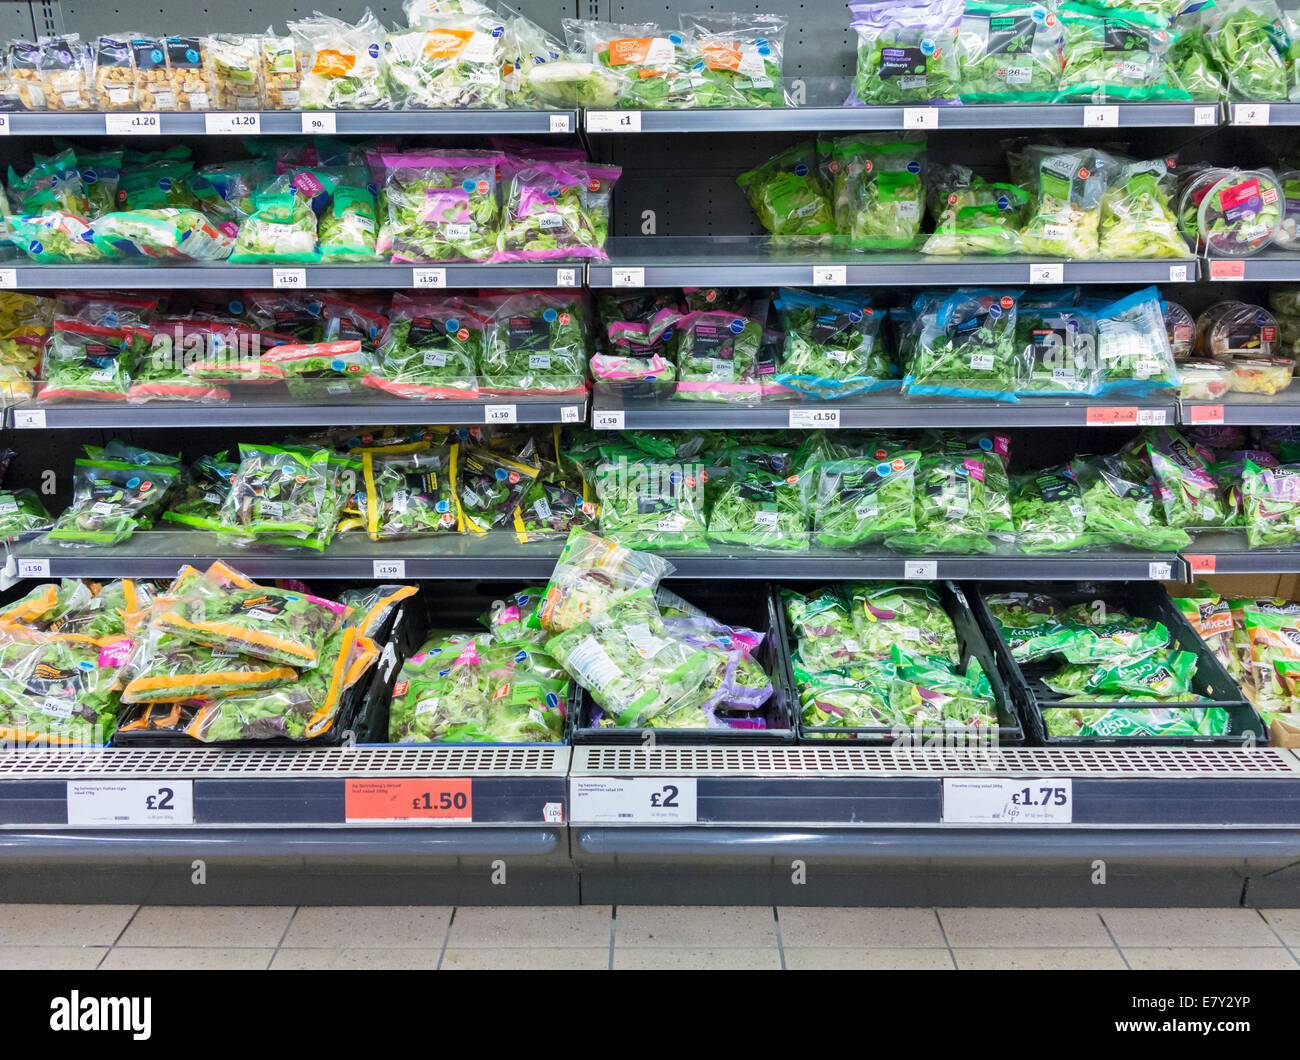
top-left (775, 581), bottom-right (1024, 745)
top-left (967, 581), bottom-right (1265, 747)
top-left (570, 580), bottom-right (795, 744)
top-left (359, 580), bottom-right (573, 747)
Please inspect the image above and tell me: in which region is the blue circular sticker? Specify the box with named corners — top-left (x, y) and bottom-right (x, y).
top-left (546, 692), bottom-right (559, 709)
top-left (729, 319), bottom-right (744, 334)
top-left (1032, 5), bottom-right (1047, 21)
top-left (78, 660), bottom-right (95, 671)
top-left (28, 240), bottom-right (41, 255)
top-left (979, 437), bottom-right (993, 451)
top-left (907, 160), bottom-right (921, 174)
top-left (920, 38), bottom-right (935, 55)
top-left (669, 470), bottom-right (683, 484)
top-left (668, 33), bottom-right (682, 44)
top-left (368, 324), bottom-right (379, 338)
top-left (83, 169), bottom-right (98, 184)
top-left (368, 43), bottom-right (379, 57)
top-left (330, 358), bottom-right (345, 371)
top-left (771, 456), bottom-right (786, 471)
top-left (105, 311), bottom-right (119, 327)
top-left (997, 195), bottom-right (1011, 210)
top-left (151, 48), bottom-right (163, 63)
top-left (435, 500), bottom-right (450, 513)
top-left (692, 60), bottom-right (705, 71)
top-left (543, 307), bottom-right (557, 322)
top-left (446, 318), bottom-right (459, 332)
top-left (495, 468), bottom-right (508, 481)
top-left (158, 177), bottom-right (171, 190)
top-left (956, 464), bottom-right (969, 476)
top-left (758, 44), bottom-right (771, 55)
top-left (876, 463), bottom-right (891, 476)
top-left (514, 650), bottom-right (527, 664)
top-left (988, 304), bottom-right (1002, 320)
top-left (461, 179), bottom-right (476, 193)
top-left (438, 668), bottom-right (451, 678)
top-left (229, 300), bottom-right (243, 314)
top-left (491, 25), bottom-right (504, 38)
top-left (848, 309), bottom-right (864, 324)
top-left (126, 477), bottom-right (140, 489)
top-left (795, 163), bottom-right (809, 177)
top-left (186, 48), bottom-right (198, 63)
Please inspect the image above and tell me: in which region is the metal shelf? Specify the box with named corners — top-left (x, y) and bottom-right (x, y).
top-left (592, 392), bottom-right (1179, 430)
top-left (589, 238), bottom-right (1199, 288)
top-left (1180, 393), bottom-right (1300, 426)
top-left (1182, 531), bottom-right (1300, 574)
top-left (7, 395), bottom-right (587, 430)
top-left (0, 263), bottom-right (582, 290)
top-left (0, 109), bottom-right (578, 136)
top-left (585, 102), bottom-right (1221, 134)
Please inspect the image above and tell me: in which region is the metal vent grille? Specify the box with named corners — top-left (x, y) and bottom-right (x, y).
top-left (571, 746), bottom-right (1300, 779)
top-left (0, 746), bottom-right (570, 779)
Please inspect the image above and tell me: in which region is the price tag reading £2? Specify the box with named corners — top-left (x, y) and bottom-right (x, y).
top-left (812, 265), bottom-right (847, 286)
top-left (942, 778), bottom-right (1072, 824)
top-left (67, 780), bottom-right (195, 826)
top-left (569, 777), bottom-right (698, 824)
top-left (1029, 263), bottom-right (1064, 284)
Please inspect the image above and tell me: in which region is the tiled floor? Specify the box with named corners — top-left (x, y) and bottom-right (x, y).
top-left (0, 905), bottom-right (1297, 970)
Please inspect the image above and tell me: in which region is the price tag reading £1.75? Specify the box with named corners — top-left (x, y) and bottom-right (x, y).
top-left (942, 778), bottom-right (1073, 824)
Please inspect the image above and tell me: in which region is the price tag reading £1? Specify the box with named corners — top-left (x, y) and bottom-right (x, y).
top-left (902, 107), bottom-right (938, 129)
top-left (942, 778), bottom-right (1072, 824)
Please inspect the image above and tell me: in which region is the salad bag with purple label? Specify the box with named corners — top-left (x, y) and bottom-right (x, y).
top-left (383, 149), bottom-right (503, 263)
top-left (1244, 457), bottom-right (1300, 547)
top-left (849, 0), bottom-right (963, 105)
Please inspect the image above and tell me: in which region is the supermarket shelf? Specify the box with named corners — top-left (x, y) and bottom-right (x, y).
top-left (1180, 393), bottom-right (1300, 426)
top-left (1227, 102), bottom-right (1300, 126)
top-left (569, 746), bottom-right (1300, 829)
top-left (0, 262), bottom-right (582, 290)
top-left (592, 392), bottom-right (1179, 430)
top-left (585, 102), bottom-right (1221, 134)
top-left (1182, 531), bottom-right (1300, 574)
top-left (0, 746), bottom-right (570, 829)
top-left (589, 238), bottom-right (1199, 288)
top-left (0, 109), bottom-right (578, 136)
top-left (1203, 249), bottom-right (1300, 282)
top-left (7, 395), bottom-right (587, 429)
top-left (6, 535), bottom-right (1186, 582)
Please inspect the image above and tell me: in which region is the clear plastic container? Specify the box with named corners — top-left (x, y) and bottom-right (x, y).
top-left (1196, 169), bottom-right (1282, 257)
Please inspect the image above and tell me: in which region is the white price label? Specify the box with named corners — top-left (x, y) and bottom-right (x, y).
top-left (106, 112), bottom-right (160, 135)
top-left (1148, 561), bottom-right (1173, 581)
top-left (555, 267), bottom-right (578, 287)
top-left (273, 268), bottom-right (307, 289)
top-left (812, 265), bottom-right (848, 286)
top-left (586, 110), bottom-right (641, 133)
top-left (373, 560), bottom-right (406, 580)
top-left (17, 558), bottom-right (49, 578)
top-left (612, 267), bottom-right (645, 288)
top-left (485, 404), bottom-right (517, 424)
top-left (548, 113), bottom-right (572, 133)
top-left (1233, 102), bottom-right (1270, 125)
top-left (1137, 408), bottom-right (1167, 426)
top-left (593, 410), bottom-right (625, 431)
top-left (902, 106), bottom-right (938, 129)
top-left (569, 777), bottom-right (697, 824)
top-left (561, 405), bottom-right (581, 423)
top-left (301, 111), bottom-right (336, 134)
top-left (0, 268), bottom-right (15, 289)
top-left (942, 778), bottom-right (1073, 824)
top-left (542, 801), bottom-right (565, 823)
top-left (67, 780), bottom-right (194, 826)
top-left (204, 112), bottom-right (261, 135)
top-left (789, 407), bottom-right (840, 429)
top-left (1029, 262), bottom-right (1064, 284)
top-left (1194, 105), bottom-right (1217, 126)
top-left (412, 267), bottom-right (447, 289)
top-left (1168, 264), bottom-right (1188, 283)
top-left (1083, 105), bottom-right (1119, 127)
top-left (904, 560), bottom-right (938, 580)
top-left (0, 114), bottom-right (9, 136)
top-left (13, 408), bottom-right (44, 429)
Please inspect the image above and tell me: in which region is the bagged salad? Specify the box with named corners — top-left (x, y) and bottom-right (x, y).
top-left (382, 7), bottom-right (506, 110)
top-left (480, 291), bottom-right (587, 395)
top-left (737, 141), bottom-right (834, 237)
top-left (1146, 426), bottom-right (1232, 527)
top-left (217, 443), bottom-right (334, 548)
top-left (1100, 156), bottom-right (1191, 259)
top-left (364, 293), bottom-right (484, 399)
top-left (957, 1), bottom-right (1064, 102)
top-left (1094, 286), bottom-right (1179, 394)
top-left (905, 288), bottom-right (1026, 402)
top-left (672, 308), bottom-right (764, 402)
top-left (1205, 0), bottom-right (1291, 101)
top-left (538, 528), bottom-right (675, 634)
top-left (495, 159), bottom-right (616, 262)
top-left (1073, 452), bottom-right (1191, 549)
top-left (382, 149), bottom-right (503, 263)
top-left (289, 10), bottom-right (388, 109)
top-left (1016, 302), bottom-right (1097, 393)
top-left (592, 450), bottom-right (707, 549)
top-left (1056, 1), bottom-right (1190, 101)
top-left (774, 288), bottom-right (891, 399)
top-left (706, 446), bottom-right (807, 550)
top-left (1016, 145), bottom-right (1113, 258)
top-left (1242, 457), bottom-right (1300, 548)
top-left (680, 11), bottom-right (786, 108)
top-left (922, 165), bottom-right (1028, 255)
top-left (887, 453), bottom-right (993, 554)
top-left (812, 451), bottom-right (919, 549)
top-left (849, 0), bottom-right (963, 105)
top-left (48, 457), bottom-right (179, 547)
top-left (563, 19), bottom-right (694, 109)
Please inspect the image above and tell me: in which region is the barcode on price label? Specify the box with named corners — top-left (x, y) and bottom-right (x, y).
top-left (593, 410), bottom-right (625, 431)
top-left (1083, 105), bottom-right (1119, 127)
top-left (67, 780), bottom-right (194, 826)
top-left (1148, 562), bottom-right (1173, 581)
top-left (485, 404), bottom-right (517, 424)
top-left (0, 268), bottom-right (17, 289)
top-left (612, 267), bottom-right (645, 288)
top-left (412, 267), bottom-right (446, 289)
top-left (273, 268), bottom-right (307, 289)
top-left (812, 265), bottom-right (848, 286)
top-left (106, 112), bottom-right (160, 135)
top-left (1233, 102), bottom-right (1270, 125)
top-left (549, 113), bottom-right (571, 133)
top-left (17, 558), bottom-right (49, 578)
top-left (373, 560), bottom-right (406, 579)
top-left (1137, 408), bottom-right (1167, 426)
top-left (902, 107), bottom-right (938, 128)
top-left (13, 408), bottom-right (44, 429)
top-left (205, 112), bottom-right (260, 135)
top-left (555, 267), bottom-right (578, 287)
top-left (904, 560), bottom-right (937, 580)
top-left (789, 408), bottom-right (840, 429)
top-left (301, 111), bottom-right (336, 135)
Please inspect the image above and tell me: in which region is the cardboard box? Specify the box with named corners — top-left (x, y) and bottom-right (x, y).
top-left (1269, 715), bottom-right (1300, 749)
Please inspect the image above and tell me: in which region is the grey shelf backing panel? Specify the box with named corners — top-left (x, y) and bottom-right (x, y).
top-left (585, 102), bottom-right (1221, 134)
top-left (594, 394), bottom-right (1180, 430)
top-left (9, 396), bottom-right (587, 429)
top-left (1180, 394), bottom-right (1300, 426)
top-left (0, 263), bottom-right (580, 290)
top-left (1182, 531), bottom-right (1300, 574)
top-left (0, 110), bottom-right (577, 136)
top-left (589, 239), bottom-right (1199, 287)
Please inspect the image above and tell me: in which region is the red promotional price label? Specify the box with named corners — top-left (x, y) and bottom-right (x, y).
top-left (1085, 405), bottom-right (1137, 425)
top-left (1188, 404), bottom-right (1225, 424)
top-left (345, 778), bottom-right (472, 822)
top-left (1209, 259), bottom-right (1245, 280)
top-left (1186, 554), bottom-right (1216, 574)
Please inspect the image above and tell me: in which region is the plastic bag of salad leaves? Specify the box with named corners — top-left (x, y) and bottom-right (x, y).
top-left (8, 149), bottom-right (87, 217)
top-left (773, 288), bottom-right (890, 399)
top-left (845, 582), bottom-right (961, 663)
top-left (1056, 1), bottom-right (1190, 101)
top-left (317, 176), bottom-right (377, 262)
top-left (737, 141), bottom-right (835, 236)
top-left (1072, 453), bottom-right (1192, 549)
top-left (357, 441), bottom-right (458, 540)
top-left (479, 291), bottom-right (587, 395)
top-left (673, 308), bottom-right (764, 402)
top-left (1016, 303), bottom-right (1099, 394)
top-left (217, 443), bottom-right (333, 547)
top-left (382, 149), bottom-right (504, 263)
top-left (0, 629), bottom-right (125, 745)
top-left (1011, 463), bottom-right (1100, 552)
top-left (887, 453), bottom-right (993, 554)
top-left (10, 212), bottom-right (101, 265)
top-left (1173, 590), bottom-right (1238, 678)
top-left (454, 445), bottom-right (541, 537)
top-left (1196, 169), bottom-right (1283, 256)
top-left (848, 0), bottom-right (963, 105)
top-left (1242, 457), bottom-right (1300, 548)
top-left (494, 159), bottom-right (607, 263)
top-left (48, 459), bottom-right (180, 547)
top-left (889, 647), bottom-right (998, 729)
top-left (922, 169), bottom-right (1028, 255)
top-left (957, 1), bottom-right (1064, 102)
top-left (261, 339), bottom-right (374, 400)
top-left (1094, 286), bottom-right (1179, 394)
top-left (1205, 0), bottom-right (1290, 100)
top-left (853, 137), bottom-right (927, 250)
top-left (680, 12), bottom-right (786, 108)
top-left (1166, 7), bottom-right (1228, 99)
top-left (363, 293), bottom-right (484, 400)
top-left (1242, 599), bottom-right (1300, 713)
top-left (591, 450), bottom-right (708, 549)
top-left (905, 288), bottom-right (1025, 402)
top-left (1146, 426), bottom-right (1231, 527)
top-left (812, 452), bottom-right (919, 549)
top-left (514, 477), bottom-right (600, 543)
top-left (524, 59), bottom-right (622, 109)
top-left (538, 528), bottom-right (675, 634)
top-left (0, 489), bottom-right (49, 540)
top-left (229, 174), bottom-right (320, 264)
top-left (289, 10), bottom-right (388, 110)
top-left (120, 621), bottom-right (297, 704)
top-left (783, 586), bottom-right (864, 671)
top-left (380, 11), bottom-right (506, 111)
top-left (1043, 705), bottom-right (1227, 737)
top-left (1016, 145), bottom-right (1113, 257)
top-left (706, 446), bottom-right (808, 551)
top-left (1100, 156), bottom-right (1192, 258)
top-left (76, 147), bottom-right (122, 220)
top-left (51, 579), bottom-right (151, 639)
top-left (928, 431), bottom-right (1015, 540)
top-left (162, 452), bottom-right (238, 532)
top-left (37, 317), bottom-right (147, 402)
top-left (562, 19), bottom-right (695, 108)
